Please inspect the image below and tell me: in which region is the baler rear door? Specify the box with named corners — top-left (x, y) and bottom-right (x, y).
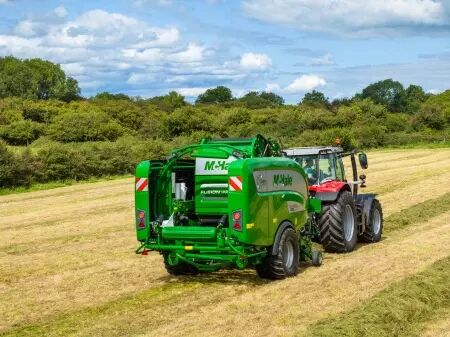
top-left (194, 156), bottom-right (236, 217)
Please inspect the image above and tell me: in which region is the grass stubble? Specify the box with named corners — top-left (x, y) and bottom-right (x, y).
top-left (0, 148), bottom-right (449, 336)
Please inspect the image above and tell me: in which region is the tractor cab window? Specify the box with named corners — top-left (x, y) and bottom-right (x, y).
top-left (318, 154), bottom-right (336, 184)
top-left (294, 155), bottom-right (318, 185)
top-left (335, 156), bottom-right (345, 181)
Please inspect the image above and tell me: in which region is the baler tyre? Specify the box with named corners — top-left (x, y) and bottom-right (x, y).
top-left (360, 199), bottom-right (383, 243)
top-left (311, 251), bottom-right (323, 266)
top-left (256, 226), bottom-right (299, 280)
top-left (163, 256), bottom-right (199, 276)
top-left (318, 191), bottom-right (358, 253)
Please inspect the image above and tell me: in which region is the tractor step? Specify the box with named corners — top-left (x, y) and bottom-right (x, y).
top-left (161, 226), bottom-right (217, 240)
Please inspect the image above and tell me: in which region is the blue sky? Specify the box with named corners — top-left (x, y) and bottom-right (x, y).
top-left (0, 0), bottom-right (449, 102)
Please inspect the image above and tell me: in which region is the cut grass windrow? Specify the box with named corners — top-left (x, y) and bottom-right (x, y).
top-left (304, 256), bottom-right (450, 337)
top-left (383, 192), bottom-right (450, 234)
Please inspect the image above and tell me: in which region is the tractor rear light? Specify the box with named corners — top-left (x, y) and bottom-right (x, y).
top-left (232, 210), bottom-right (242, 231)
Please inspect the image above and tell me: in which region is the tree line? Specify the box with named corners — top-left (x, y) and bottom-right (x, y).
top-left (0, 56), bottom-right (449, 189)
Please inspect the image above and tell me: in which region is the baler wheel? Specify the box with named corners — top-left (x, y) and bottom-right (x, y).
top-left (163, 255), bottom-right (199, 276)
top-left (318, 191), bottom-right (358, 253)
top-left (256, 226), bottom-right (299, 279)
top-left (360, 199), bottom-right (383, 243)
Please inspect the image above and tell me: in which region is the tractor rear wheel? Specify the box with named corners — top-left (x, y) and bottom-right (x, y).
top-left (256, 226), bottom-right (299, 280)
top-left (163, 255), bottom-right (199, 276)
top-left (360, 199), bottom-right (383, 243)
top-left (318, 191), bottom-right (358, 253)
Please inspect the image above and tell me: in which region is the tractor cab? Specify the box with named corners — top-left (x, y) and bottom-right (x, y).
top-left (284, 146), bottom-right (382, 254)
top-left (283, 146), bottom-right (368, 200)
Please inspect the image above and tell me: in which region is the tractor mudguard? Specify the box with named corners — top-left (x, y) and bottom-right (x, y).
top-left (314, 191), bottom-right (340, 202)
top-left (355, 193), bottom-right (378, 224)
top-left (270, 221), bottom-right (293, 255)
top-left (312, 182), bottom-right (352, 202)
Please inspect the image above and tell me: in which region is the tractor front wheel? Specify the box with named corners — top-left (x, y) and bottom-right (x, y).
top-left (360, 199), bottom-right (383, 243)
top-left (318, 191), bottom-right (358, 253)
top-left (256, 226), bottom-right (299, 280)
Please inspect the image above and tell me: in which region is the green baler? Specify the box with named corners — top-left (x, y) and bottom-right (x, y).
top-left (135, 135), bottom-right (322, 279)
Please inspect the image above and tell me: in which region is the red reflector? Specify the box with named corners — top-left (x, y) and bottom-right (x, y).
top-left (138, 211), bottom-right (145, 219)
top-left (138, 219), bottom-right (146, 228)
top-left (233, 212), bottom-right (241, 221)
top-left (233, 222), bottom-right (242, 230)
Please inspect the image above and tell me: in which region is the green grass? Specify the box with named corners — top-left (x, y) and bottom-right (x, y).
top-left (0, 174), bottom-right (132, 196)
top-left (304, 256), bottom-right (450, 337)
top-left (384, 192), bottom-right (450, 233)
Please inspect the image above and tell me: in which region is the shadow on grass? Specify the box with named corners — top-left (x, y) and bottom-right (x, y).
top-left (156, 268), bottom-right (270, 286)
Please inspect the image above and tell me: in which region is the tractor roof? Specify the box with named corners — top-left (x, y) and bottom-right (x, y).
top-left (284, 146), bottom-right (344, 156)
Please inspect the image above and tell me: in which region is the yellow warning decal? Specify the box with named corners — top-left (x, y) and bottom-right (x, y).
top-left (246, 223), bottom-right (255, 229)
top-left (185, 246), bottom-right (193, 250)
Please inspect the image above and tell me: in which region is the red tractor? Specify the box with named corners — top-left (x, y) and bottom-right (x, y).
top-left (284, 146), bottom-right (383, 253)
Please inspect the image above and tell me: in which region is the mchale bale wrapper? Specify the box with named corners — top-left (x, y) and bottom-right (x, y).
top-left (284, 146), bottom-right (383, 253)
top-left (134, 135), bottom-right (323, 279)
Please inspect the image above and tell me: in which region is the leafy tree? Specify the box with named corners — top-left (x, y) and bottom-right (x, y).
top-left (404, 85), bottom-right (427, 114)
top-left (0, 57), bottom-right (81, 101)
top-left (238, 91), bottom-right (284, 108)
top-left (93, 92), bottom-right (132, 101)
top-left (360, 79), bottom-right (406, 112)
top-left (259, 91), bottom-right (284, 105)
top-left (413, 90), bottom-right (450, 130)
top-left (385, 113), bottom-right (411, 132)
top-left (148, 91), bottom-right (186, 112)
top-left (301, 90), bottom-right (329, 107)
top-left (196, 86), bottom-right (233, 104)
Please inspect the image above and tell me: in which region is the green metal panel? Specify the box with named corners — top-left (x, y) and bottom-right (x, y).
top-left (161, 226), bottom-right (217, 240)
top-left (228, 157), bottom-right (309, 246)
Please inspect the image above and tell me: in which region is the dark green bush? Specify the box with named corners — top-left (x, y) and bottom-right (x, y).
top-left (48, 110), bottom-right (124, 142)
top-left (0, 120), bottom-right (44, 145)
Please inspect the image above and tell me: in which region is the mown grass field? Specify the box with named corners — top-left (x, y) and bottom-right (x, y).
top-left (0, 148), bottom-right (449, 337)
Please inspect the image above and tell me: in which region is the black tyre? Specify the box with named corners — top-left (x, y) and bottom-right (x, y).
top-left (360, 199), bottom-right (383, 243)
top-left (256, 226), bottom-right (299, 280)
top-left (163, 255), bottom-right (199, 276)
top-left (311, 251), bottom-right (323, 266)
top-left (318, 191), bottom-right (358, 253)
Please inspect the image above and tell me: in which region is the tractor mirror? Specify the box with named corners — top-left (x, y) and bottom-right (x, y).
top-left (358, 153), bottom-right (368, 169)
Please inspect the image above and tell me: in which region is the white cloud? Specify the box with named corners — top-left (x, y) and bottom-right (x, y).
top-left (265, 74), bottom-right (327, 94)
top-left (240, 52), bottom-right (272, 71)
top-left (242, 0), bottom-right (449, 37)
top-left (54, 6), bottom-right (68, 18)
top-left (0, 8), bottom-right (269, 95)
top-left (170, 43), bottom-right (204, 63)
top-left (0, 0), bottom-right (9, 4)
top-left (309, 53), bottom-right (335, 66)
top-left (285, 74), bottom-right (326, 93)
top-left (175, 87), bottom-right (209, 96)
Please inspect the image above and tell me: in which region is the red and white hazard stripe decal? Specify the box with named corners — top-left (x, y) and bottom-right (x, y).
top-left (229, 176), bottom-right (243, 191)
top-left (135, 177), bottom-right (148, 192)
